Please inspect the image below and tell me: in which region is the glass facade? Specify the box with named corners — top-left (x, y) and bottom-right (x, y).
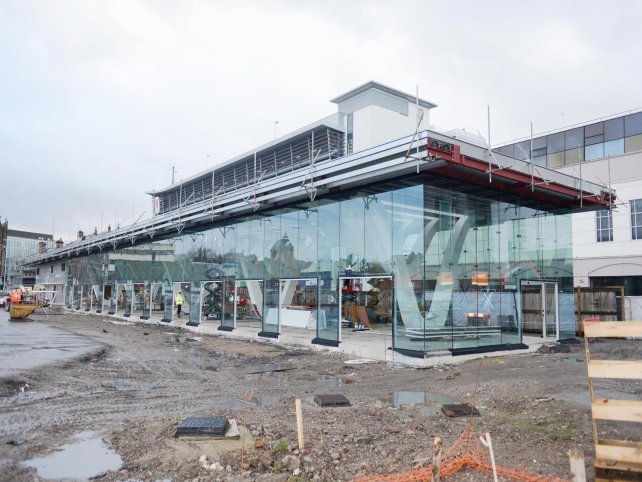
top-left (63, 178), bottom-right (575, 354)
top-left (497, 111), bottom-right (642, 167)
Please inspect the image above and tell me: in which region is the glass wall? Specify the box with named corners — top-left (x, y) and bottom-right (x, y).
top-left (497, 112), bottom-right (642, 166)
top-left (64, 178), bottom-right (576, 354)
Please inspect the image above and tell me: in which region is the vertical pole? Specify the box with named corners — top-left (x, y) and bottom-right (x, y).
top-left (416, 84), bottom-right (420, 158)
top-left (431, 436), bottom-right (442, 482)
top-left (295, 398), bottom-right (304, 451)
top-left (579, 143), bottom-right (583, 208)
top-left (530, 122), bottom-right (533, 161)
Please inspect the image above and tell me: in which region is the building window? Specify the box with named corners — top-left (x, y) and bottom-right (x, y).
top-left (36, 268), bottom-right (40, 275)
top-left (631, 199), bottom-right (642, 240)
top-left (61, 262), bottom-right (65, 272)
top-left (50, 265), bottom-right (53, 273)
top-left (596, 209), bottom-right (613, 242)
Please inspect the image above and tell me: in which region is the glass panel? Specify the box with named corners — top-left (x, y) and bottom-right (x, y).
top-left (316, 201), bottom-right (340, 344)
top-left (82, 285), bottom-right (90, 311)
top-left (604, 138), bottom-right (624, 156)
top-left (235, 279), bottom-right (263, 327)
top-left (102, 285), bottom-right (111, 313)
top-left (544, 283), bottom-right (557, 338)
top-left (393, 184), bottom-right (424, 352)
top-left (364, 191), bottom-right (392, 273)
top-left (564, 127), bottom-right (584, 149)
top-left (514, 141), bottom-right (530, 160)
top-left (585, 143), bottom-right (604, 161)
top-left (132, 283), bottom-right (145, 318)
top-left (173, 282), bottom-right (189, 320)
top-left (547, 132), bottom-right (564, 153)
top-left (221, 276), bottom-right (235, 329)
top-left (148, 283), bottom-right (163, 321)
top-left (200, 280), bottom-right (223, 322)
top-left (625, 133), bottom-right (642, 153)
top-left (564, 147), bottom-right (583, 165)
top-left (261, 278), bottom-right (280, 336)
top-left (604, 117), bottom-right (624, 141)
top-left (624, 112), bottom-right (642, 137)
top-left (162, 283), bottom-right (173, 322)
top-left (584, 121), bottom-right (603, 138)
top-left (91, 284), bottom-right (100, 311)
top-left (585, 134), bottom-right (604, 146)
top-left (123, 284), bottom-right (133, 317)
top-left (279, 278), bottom-right (318, 333)
top-left (188, 282), bottom-right (201, 326)
top-left (547, 151), bottom-right (564, 167)
top-left (65, 285), bottom-right (73, 309)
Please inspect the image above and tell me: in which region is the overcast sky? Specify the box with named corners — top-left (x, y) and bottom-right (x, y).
top-left (2, 0), bottom-right (641, 240)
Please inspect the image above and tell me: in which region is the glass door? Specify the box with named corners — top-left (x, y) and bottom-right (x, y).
top-left (543, 282), bottom-right (559, 339)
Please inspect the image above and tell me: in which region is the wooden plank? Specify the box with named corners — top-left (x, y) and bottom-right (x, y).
top-left (584, 321), bottom-right (642, 338)
top-left (595, 441), bottom-right (642, 466)
top-left (592, 400), bottom-right (642, 422)
top-left (568, 449), bottom-right (587, 482)
top-left (588, 360), bottom-right (642, 380)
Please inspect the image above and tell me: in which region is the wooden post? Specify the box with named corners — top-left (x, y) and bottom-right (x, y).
top-left (479, 432), bottom-right (498, 482)
top-left (432, 436), bottom-right (442, 482)
top-left (295, 398), bottom-right (304, 451)
top-left (568, 449), bottom-right (586, 482)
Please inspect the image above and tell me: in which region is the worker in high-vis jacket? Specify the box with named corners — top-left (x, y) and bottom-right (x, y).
top-left (175, 291), bottom-right (184, 318)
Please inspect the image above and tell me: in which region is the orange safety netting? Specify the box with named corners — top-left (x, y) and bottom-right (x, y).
top-left (355, 427), bottom-right (570, 482)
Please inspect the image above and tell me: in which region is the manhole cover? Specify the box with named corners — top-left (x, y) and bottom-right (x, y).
top-left (314, 394), bottom-right (351, 407)
top-left (175, 416), bottom-right (229, 437)
top-left (441, 404), bottom-right (480, 417)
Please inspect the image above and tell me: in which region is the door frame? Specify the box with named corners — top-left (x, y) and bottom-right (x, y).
top-left (521, 280), bottom-right (559, 339)
top-left (338, 275), bottom-right (393, 343)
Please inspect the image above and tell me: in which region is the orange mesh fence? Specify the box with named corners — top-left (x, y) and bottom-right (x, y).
top-left (355, 427), bottom-right (570, 482)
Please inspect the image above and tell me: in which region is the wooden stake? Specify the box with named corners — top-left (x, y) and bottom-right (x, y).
top-left (295, 398), bottom-right (304, 451)
top-left (568, 449), bottom-right (586, 482)
top-left (432, 436), bottom-right (442, 482)
top-left (479, 432), bottom-right (498, 482)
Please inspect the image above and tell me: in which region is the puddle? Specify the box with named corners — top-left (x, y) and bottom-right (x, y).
top-left (107, 380), bottom-right (157, 399)
top-left (320, 375), bottom-right (342, 388)
top-left (562, 357), bottom-right (585, 363)
top-left (214, 395), bottom-right (277, 410)
top-left (24, 431), bottom-right (122, 479)
top-left (380, 391), bottom-right (461, 407)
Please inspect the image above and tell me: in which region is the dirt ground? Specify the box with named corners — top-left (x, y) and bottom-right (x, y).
top-left (1, 312), bottom-right (641, 482)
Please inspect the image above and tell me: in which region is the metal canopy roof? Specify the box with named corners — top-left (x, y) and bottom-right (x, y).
top-left (25, 130), bottom-right (614, 266)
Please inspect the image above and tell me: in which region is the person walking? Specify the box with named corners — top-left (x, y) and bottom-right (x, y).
top-left (175, 291), bottom-right (184, 318)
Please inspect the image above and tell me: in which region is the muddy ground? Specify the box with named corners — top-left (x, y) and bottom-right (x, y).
top-left (0, 312), bottom-right (641, 481)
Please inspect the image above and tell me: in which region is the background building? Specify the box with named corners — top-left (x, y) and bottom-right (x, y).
top-left (496, 110), bottom-right (642, 319)
top-left (4, 229), bottom-right (54, 288)
top-left (0, 217), bottom-right (7, 290)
